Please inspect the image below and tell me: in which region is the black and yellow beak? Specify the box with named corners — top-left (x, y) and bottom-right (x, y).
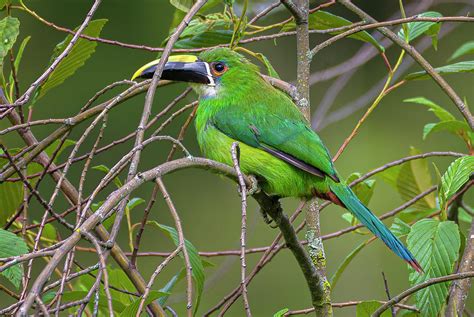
top-left (131, 55), bottom-right (215, 86)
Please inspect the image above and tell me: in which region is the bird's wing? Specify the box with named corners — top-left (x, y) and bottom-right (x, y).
top-left (211, 107), bottom-right (339, 182)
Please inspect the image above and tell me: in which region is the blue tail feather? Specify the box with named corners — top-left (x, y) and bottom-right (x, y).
top-left (329, 182), bottom-right (423, 273)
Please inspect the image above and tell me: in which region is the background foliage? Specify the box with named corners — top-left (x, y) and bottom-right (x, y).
top-left (0, 0), bottom-right (472, 316)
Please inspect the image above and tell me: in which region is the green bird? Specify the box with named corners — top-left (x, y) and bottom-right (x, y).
top-left (132, 48), bottom-right (422, 272)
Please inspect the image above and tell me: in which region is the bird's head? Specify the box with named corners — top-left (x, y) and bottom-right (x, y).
top-left (132, 48), bottom-right (260, 98)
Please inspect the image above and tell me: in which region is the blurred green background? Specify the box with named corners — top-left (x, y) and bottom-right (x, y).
top-left (0, 0), bottom-right (473, 315)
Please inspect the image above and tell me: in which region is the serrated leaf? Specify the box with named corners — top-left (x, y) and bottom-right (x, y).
top-left (404, 97), bottom-right (455, 122)
top-left (405, 61), bottom-right (474, 80)
top-left (330, 240), bottom-right (369, 289)
top-left (439, 156), bottom-right (474, 211)
top-left (35, 19), bottom-right (107, 101)
top-left (119, 290), bottom-right (168, 316)
top-left (398, 12), bottom-right (442, 43)
top-left (273, 308), bottom-right (289, 317)
top-left (379, 148), bottom-right (436, 211)
top-left (390, 218), bottom-right (411, 238)
top-left (407, 219), bottom-right (460, 316)
top-left (356, 300), bottom-right (391, 317)
top-left (449, 41), bottom-right (474, 61)
top-left (148, 222), bottom-right (205, 315)
top-left (0, 229), bottom-right (28, 289)
top-left (346, 172), bottom-right (376, 205)
top-left (282, 10), bottom-right (384, 52)
top-left (164, 14), bottom-right (233, 49)
top-left (0, 16), bottom-right (19, 66)
top-left (423, 120), bottom-right (469, 140)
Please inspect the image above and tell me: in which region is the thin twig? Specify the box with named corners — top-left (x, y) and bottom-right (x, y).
top-left (230, 143), bottom-right (251, 316)
top-left (372, 272), bottom-right (474, 316)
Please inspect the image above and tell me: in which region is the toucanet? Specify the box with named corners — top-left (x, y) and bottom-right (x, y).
top-left (132, 48), bottom-right (422, 273)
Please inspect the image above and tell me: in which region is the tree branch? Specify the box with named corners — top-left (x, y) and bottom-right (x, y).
top-left (372, 272), bottom-right (474, 316)
top-left (336, 0), bottom-right (474, 130)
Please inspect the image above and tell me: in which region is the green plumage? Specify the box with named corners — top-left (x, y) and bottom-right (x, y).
top-left (175, 48), bottom-right (420, 271)
top-left (195, 49), bottom-right (337, 197)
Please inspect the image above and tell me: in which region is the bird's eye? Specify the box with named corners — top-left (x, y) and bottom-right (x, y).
top-left (211, 62), bottom-right (227, 76)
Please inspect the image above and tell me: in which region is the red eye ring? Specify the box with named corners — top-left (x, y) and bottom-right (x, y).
top-left (211, 62), bottom-right (227, 76)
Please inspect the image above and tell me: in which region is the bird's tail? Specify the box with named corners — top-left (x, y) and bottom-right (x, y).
top-left (328, 181), bottom-right (423, 273)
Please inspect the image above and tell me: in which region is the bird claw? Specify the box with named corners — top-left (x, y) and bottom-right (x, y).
top-left (247, 175), bottom-right (260, 196)
top-left (237, 175), bottom-right (260, 197)
top-left (259, 208), bottom-right (278, 228)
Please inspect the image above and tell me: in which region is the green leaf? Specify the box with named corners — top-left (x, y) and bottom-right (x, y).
top-left (0, 229), bottom-right (28, 289)
top-left (356, 300), bottom-right (391, 317)
top-left (398, 12), bottom-right (442, 43)
top-left (346, 172), bottom-right (376, 205)
top-left (423, 120), bottom-right (469, 140)
top-left (330, 240), bottom-right (369, 289)
top-left (439, 156), bottom-right (474, 212)
top-left (0, 175), bottom-right (23, 226)
top-left (42, 223), bottom-right (57, 242)
top-left (255, 52), bottom-right (280, 79)
top-left (273, 308), bottom-right (289, 317)
top-left (8, 35), bottom-right (30, 99)
top-left (425, 22), bottom-right (441, 50)
top-left (0, 16), bottom-right (20, 66)
top-left (57, 290), bottom-right (126, 313)
top-left (0, 0), bottom-right (8, 10)
top-left (380, 148), bottom-right (436, 211)
top-left (127, 197), bottom-right (145, 211)
top-left (390, 218), bottom-right (411, 238)
top-left (407, 219), bottom-right (460, 316)
top-left (45, 139), bottom-right (76, 159)
top-left (107, 267), bottom-right (137, 306)
top-left (458, 207), bottom-right (472, 223)
top-left (170, 0), bottom-right (195, 12)
top-left (404, 97), bottom-right (455, 122)
top-left (35, 19), bottom-right (107, 101)
top-left (149, 222), bottom-right (205, 314)
top-left (92, 164), bottom-right (122, 188)
top-left (405, 60), bottom-right (474, 80)
top-left (119, 290), bottom-right (168, 316)
top-left (0, 148), bottom-right (27, 226)
top-left (449, 41), bottom-right (474, 61)
top-left (398, 208), bottom-right (437, 224)
top-left (169, 0), bottom-right (220, 13)
top-left (164, 14), bottom-right (233, 49)
top-left (282, 11), bottom-right (384, 52)
top-left (158, 270), bottom-right (183, 306)
top-left (42, 291), bottom-right (56, 303)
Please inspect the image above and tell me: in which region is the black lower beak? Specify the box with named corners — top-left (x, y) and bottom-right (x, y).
top-left (134, 62), bottom-right (214, 85)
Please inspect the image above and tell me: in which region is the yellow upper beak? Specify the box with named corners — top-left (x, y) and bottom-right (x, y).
top-left (131, 55), bottom-right (199, 81)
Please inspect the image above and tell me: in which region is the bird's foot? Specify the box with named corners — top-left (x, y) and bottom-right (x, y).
top-left (237, 175), bottom-right (260, 197)
top-left (247, 175), bottom-right (260, 196)
top-left (259, 207), bottom-right (278, 228)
